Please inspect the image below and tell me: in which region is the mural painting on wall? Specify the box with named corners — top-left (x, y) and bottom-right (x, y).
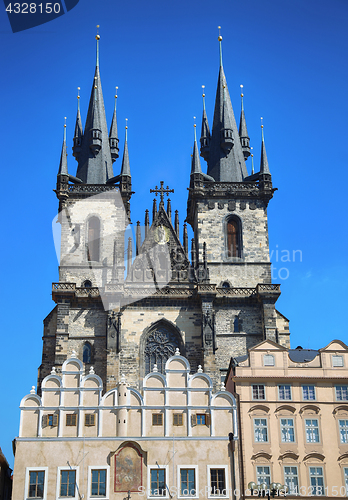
top-left (115, 445), bottom-right (143, 492)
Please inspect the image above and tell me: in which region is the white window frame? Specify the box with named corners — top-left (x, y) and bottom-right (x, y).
top-left (56, 466), bottom-right (79, 500)
top-left (339, 420), bottom-right (348, 444)
top-left (343, 467), bottom-right (348, 496)
top-left (256, 466), bottom-right (271, 487)
top-left (207, 465), bottom-right (229, 499)
top-left (280, 418), bottom-right (295, 443)
top-left (305, 419), bottom-right (320, 443)
top-left (263, 354), bottom-right (275, 366)
top-left (302, 385), bottom-right (316, 401)
top-left (336, 386), bottom-right (348, 401)
top-left (254, 418), bottom-right (268, 443)
top-left (24, 467), bottom-right (48, 500)
top-left (87, 466), bottom-right (110, 500)
top-left (283, 465), bottom-right (299, 495)
top-left (147, 465), bottom-right (169, 499)
top-left (252, 385), bottom-right (265, 400)
top-left (177, 465), bottom-right (199, 499)
top-left (278, 385), bottom-right (292, 400)
top-left (308, 466), bottom-right (325, 496)
top-left (332, 355), bottom-right (344, 367)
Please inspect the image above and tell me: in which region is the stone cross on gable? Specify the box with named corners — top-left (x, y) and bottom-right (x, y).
top-left (150, 181), bottom-right (174, 203)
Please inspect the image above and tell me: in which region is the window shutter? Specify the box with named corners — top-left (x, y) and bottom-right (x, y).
top-left (191, 414), bottom-right (197, 426)
top-left (206, 413), bottom-right (211, 426)
top-left (42, 415), bottom-right (48, 428)
top-left (52, 414), bottom-right (59, 427)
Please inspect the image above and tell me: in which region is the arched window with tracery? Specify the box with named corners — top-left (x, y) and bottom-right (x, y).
top-left (144, 327), bottom-right (181, 375)
top-left (87, 217), bottom-right (100, 262)
top-left (226, 217), bottom-right (242, 258)
top-left (83, 342), bottom-right (92, 364)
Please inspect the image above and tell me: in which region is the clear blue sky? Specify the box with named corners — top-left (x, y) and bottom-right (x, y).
top-left (1, 0), bottom-right (347, 468)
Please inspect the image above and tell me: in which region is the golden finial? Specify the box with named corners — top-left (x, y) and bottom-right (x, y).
top-left (202, 85), bottom-right (205, 98)
top-left (96, 25), bottom-right (100, 40)
top-left (251, 146), bottom-right (254, 174)
top-left (125, 118), bottom-right (128, 130)
top-left (240, 84), bottom-right (244, 97)
top-left (77, 87), bottom-right (80, 99)
top-left (115, 86), bottom-right (118, 99)
top-left (64, 116), bottom-right (67, 128)
top-left (218, 26), bottom-right (222, 42)
top-left (261, 116), bottom-right (264, 128)
top-left (193, 116), bottom-right (196, 128)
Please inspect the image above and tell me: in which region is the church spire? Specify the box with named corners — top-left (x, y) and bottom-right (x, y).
top-left (109, 87), bottom-right (119, 163)
top-left (75, 28), bottom-right (114, 184)
top-left (120, 120), bottom-right (131, 177)
top-left (191, 123), bottom-right (203, 174)
top-left (206, 28), bottom-right (248, 182)
top-left (72, 87), bottom-right (83, 161)
top-left (200, 85), bottom-right (210, 161)
top-left (58, 118), bottom-right (68, 176)
top-left (239, 85), bottom-right (250, 160)
top-left (260, 119), bottom-right (270, 174)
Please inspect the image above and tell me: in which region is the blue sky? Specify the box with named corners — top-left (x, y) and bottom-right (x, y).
top-left (0, 0), bottom-right (348, 467)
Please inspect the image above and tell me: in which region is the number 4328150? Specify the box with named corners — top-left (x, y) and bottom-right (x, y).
top-left (6, 3), bottom-right (61, 13)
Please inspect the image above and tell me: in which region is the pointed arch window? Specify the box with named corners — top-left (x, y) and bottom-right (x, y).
top-left (83, 342), bottom-right (92, 364)
top-left (226, 216), bottom-right (242, 259)
top-left (144, 327), bottom-right (181, 375)
top-left (87, 217), bottom-right (100, 262)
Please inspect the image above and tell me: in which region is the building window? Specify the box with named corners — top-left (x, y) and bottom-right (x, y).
top-left (339, 420), bottom-right (348, 443)
top-left (173, 413), bottom-right (183, 426)
top-left (191, 414), bottom-right (211, 426)
top-left (180, 469), bottom-right (196, 497)
top-left (152, 414), bottom-right (163, 426)
top-left (91, 469), bottom-right (106, 497)
top-left (252, 385), bottom-right (265, 400)
top-left (210, 469), bottom-right (226, 496)
top-left (305, 419), bottom-right (320, 443)
top-left (66, 414), bottom-right (77, 426)
top-left (280, 418), bottom-right (295, 442)
top-left (60, 470), bottom-right (76, 498)
top-left (263, 355), bottom-right (274, 367)
top-left (144, 326), bottom-right (180, 375)
top-left (85, 414), bottom-right (96, 426)
top-left (344, 468), bottom-right (348, 495)
top-left (309, 467), bottom-right (325, 495)
top-left (83, 342), bottom-right (92, 363)
top-left (42, 413), bottom-right (58, 427)
top-left (336, 386), bottom-right (348, 401)
top-left (302, 385), bottom-right (316, 401)
top-left (278, 385), bottom-right (292, 400)
top-left (256, 466), bottom-right (271, 487)
top-left (87, 217), bottom-right (100, 262)
top-left (284, 466), bottom-right (299, 495)
top-left (254, 418), bottom-right (268, 443)
top-left (29, 471), bottom-right (45, 498)
top-left (150, 469), bottom-right (166, 496)
top-left (332, 355), bottom-right (344, 367)
top-left (226, 218), bottom-right (241, 258)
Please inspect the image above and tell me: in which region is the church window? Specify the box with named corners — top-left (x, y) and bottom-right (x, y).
top-left (233, 316), bottom-right (239, 333)
top-left (87, 217), bottom-right (100, 262)
top-left (83, 343), bottom-right (92, 364)
top-left (222, 282), bottom-right (230, 289)
top-left (66, 414), bottom-right (77, 426)
top-left (152, 414), bottom-right (163, 426)
top-left (144, 327), bottom-right (180, 375)
top-left (83, 280), bottom-right (92, 288)
top-left (226, 217), bottom-right (242, 258)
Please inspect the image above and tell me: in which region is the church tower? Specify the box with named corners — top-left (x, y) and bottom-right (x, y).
top-left (38, 30), bottom-right (290, 394)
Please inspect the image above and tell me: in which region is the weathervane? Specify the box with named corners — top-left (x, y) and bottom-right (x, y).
top-left (150, 181), bottom-right (174, 204)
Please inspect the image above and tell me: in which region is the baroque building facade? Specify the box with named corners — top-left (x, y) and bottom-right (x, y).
top-left (12, 31), bottom-right (295, 500)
